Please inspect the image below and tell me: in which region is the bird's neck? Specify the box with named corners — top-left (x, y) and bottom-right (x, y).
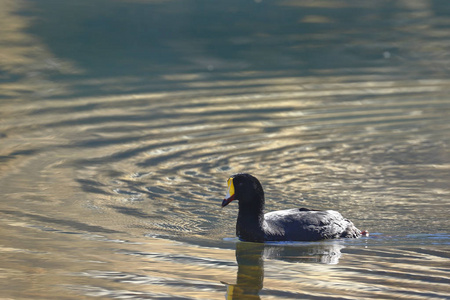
top-left (236, 196), bottom-right (265, 242)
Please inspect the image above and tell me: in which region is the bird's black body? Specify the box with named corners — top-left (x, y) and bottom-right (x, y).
top-left (222, 173), bottom-right (362, 243)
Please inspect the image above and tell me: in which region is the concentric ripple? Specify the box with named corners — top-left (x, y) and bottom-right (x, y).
top-left (1, 1), bottom-right (449, 299)
top-left (1, 73), bottom-right (449, 241)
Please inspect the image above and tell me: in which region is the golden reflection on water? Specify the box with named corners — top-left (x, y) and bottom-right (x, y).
top-left (1, 65), bottom-right (449, 296)
top-left (1, 0), bottom-right (450, 299)
top-left (1, 216), bottom-right (449, 299)
top-left (0, 0), bottom-right (81, 103)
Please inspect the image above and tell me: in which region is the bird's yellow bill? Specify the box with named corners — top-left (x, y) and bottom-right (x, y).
top-left (221, 177), bottom-right (235, 207)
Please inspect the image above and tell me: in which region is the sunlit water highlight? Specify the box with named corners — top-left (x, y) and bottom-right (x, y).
top-left (1, 0), bottom-right (449, 299)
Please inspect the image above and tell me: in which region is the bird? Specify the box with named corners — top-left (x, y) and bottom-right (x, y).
top-left (221, 173), bottom-right (366, 243)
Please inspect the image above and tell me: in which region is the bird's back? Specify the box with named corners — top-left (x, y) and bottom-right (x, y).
top-left (263, 208), bottom-right (361, 241)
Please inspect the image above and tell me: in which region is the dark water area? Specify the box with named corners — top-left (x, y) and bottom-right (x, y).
top-left (1, 0), bottom-right (449, 299)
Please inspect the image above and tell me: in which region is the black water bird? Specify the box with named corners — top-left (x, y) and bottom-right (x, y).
top-left (221, 173), bottom-right (365, 243)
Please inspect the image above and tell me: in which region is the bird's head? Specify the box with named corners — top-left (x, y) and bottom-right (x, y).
top-left (221, 173), bottom-right (264, 208)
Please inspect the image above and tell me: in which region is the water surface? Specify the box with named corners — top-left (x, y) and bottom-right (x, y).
top-left (1, 0), bottom-right (449, 299)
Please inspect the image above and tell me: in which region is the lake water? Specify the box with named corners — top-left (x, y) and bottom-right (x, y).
top-left (1, 0), bottom-right (449, 299)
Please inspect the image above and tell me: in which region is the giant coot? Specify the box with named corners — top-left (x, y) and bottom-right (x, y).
top-left (222, 173), bottom-right (364, 243)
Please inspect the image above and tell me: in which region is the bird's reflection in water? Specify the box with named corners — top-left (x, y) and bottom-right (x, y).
top-left (223, 241), bottom-right (344, 299)
top-left (223, 242), bottom-right (265, 300)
